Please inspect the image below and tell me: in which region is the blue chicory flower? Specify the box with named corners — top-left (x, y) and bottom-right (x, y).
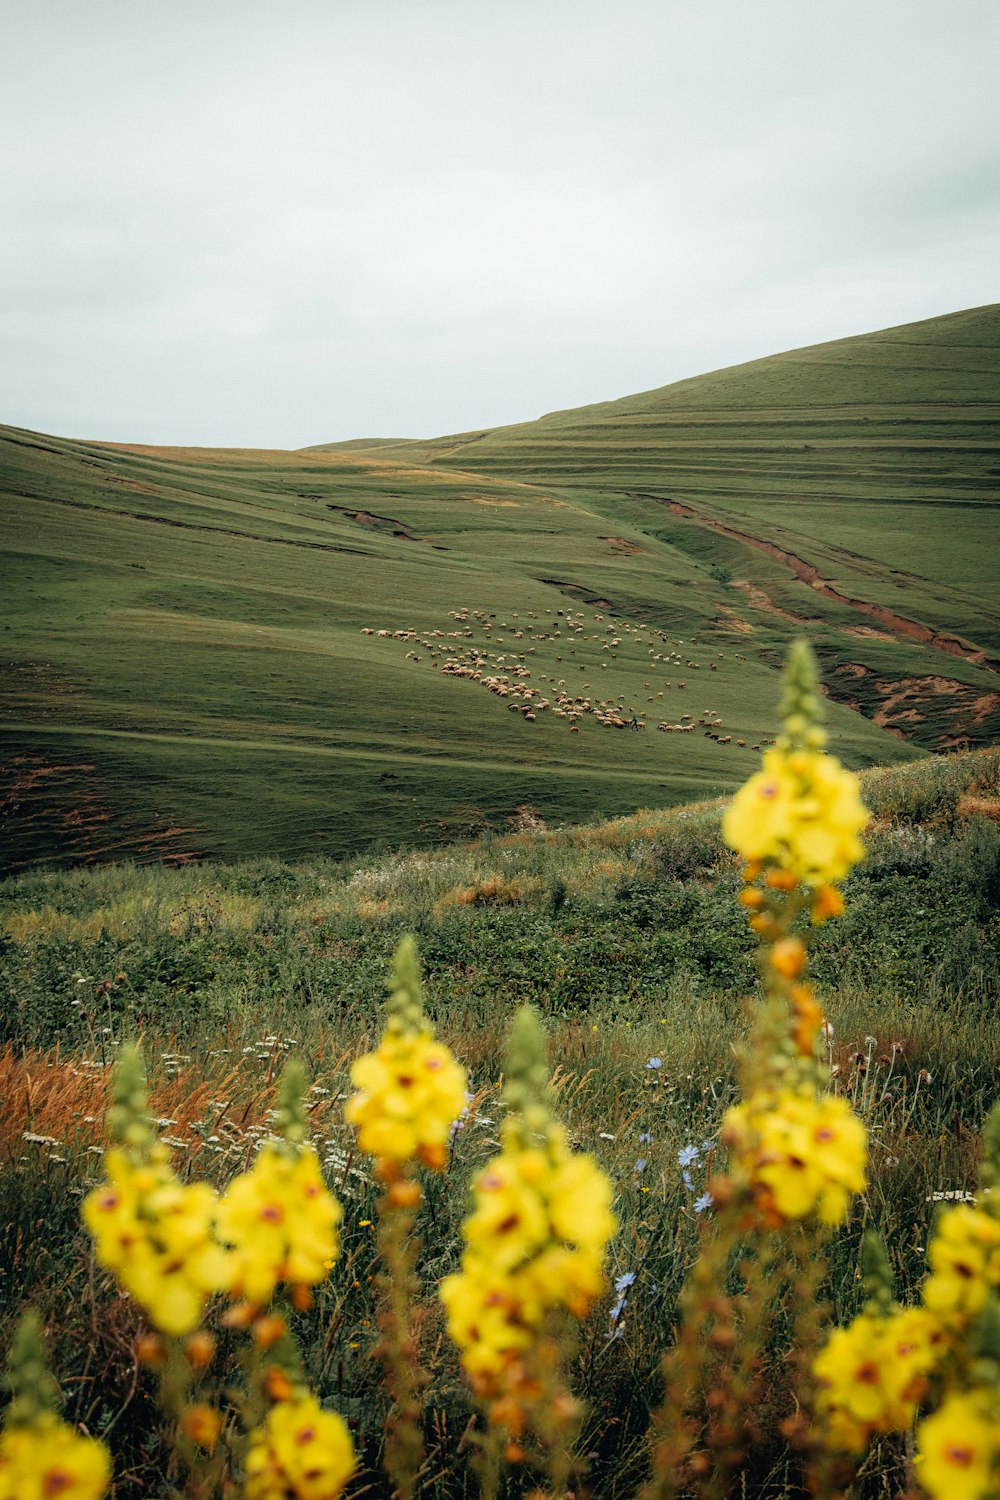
top-left (678, 1145), bottom-right (700, 1168)
top-left (646, 1057), bottom-right (662, 1070)
top-left (694, 1192), bottom-right (714, 1215)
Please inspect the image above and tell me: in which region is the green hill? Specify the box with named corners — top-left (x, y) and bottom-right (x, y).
top-left (3, 307), bottom-right (998, 871)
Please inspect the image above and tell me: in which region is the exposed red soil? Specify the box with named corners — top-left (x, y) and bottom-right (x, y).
top-left (831, 665), bottom-right (999, 746)
top-left (600, 535), bottom-right (645, 555)
top-left (729, 579), bottom-right (821, 626)
top-left (712, 607), bottom-right (754, 635)
top-left (1, 753), bottom-right (204, 871)
top-left (653, 496), bottom-right (999, 673)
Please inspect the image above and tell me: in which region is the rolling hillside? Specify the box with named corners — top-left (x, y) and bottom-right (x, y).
top-left (3, 308), bottom-right (997, 872)
top-left (317, 306), bottom-right (1000, 757)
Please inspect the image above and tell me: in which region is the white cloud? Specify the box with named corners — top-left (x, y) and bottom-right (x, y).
top-left (1, 0), bottom-right (998, 446)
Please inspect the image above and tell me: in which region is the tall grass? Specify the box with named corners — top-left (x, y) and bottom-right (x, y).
top-left (1, 749), bottom-right (998, 1493)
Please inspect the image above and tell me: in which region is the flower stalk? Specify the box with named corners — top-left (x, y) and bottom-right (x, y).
top-left (0, 1312), bottom-right (111, 1500)
top-left (644, 641), bottom-right (871, 1498)
top-left (441, 1003), bottom-right (616, 1496)
top-left (345, 935), bottom-right (468, 1500)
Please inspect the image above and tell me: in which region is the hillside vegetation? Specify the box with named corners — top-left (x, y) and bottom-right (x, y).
top-left (1, 748), bottom-right (999, 1495)
top-left (3, 306), bottom-right (998, 871)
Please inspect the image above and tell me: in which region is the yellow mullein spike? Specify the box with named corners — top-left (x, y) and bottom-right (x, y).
top-left (345, 937), bottom-right (467, 1171)
top-left (440, 1006), bottom-right (616, 1410)
top-left (0, 1314), bottom-right (111, 1500)
top-left (243, 1394), bottom-right (355, 1500)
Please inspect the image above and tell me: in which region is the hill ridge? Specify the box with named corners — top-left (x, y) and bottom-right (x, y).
top-left (2, 304), bottom-right (998, 870)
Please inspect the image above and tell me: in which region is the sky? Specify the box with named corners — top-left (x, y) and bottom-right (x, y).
top-left (2, 0), bottom-right (998, 449)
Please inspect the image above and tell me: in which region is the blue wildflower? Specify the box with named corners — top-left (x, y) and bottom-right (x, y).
top-left (638, 1132), bottom-right (653, 1144)
top-left (694, 1192), bottom-right (714, 1215)
top-left (635, 1158), bottom-right (647, 1173)
top-left (614, 1271), bottom-right (636, 1292)
top-left (678, 1145), bottom-right (700, 1168)
top-left (682, 1169), bottom-right (694, 1191)
top-left (646, 1057), bottom-right (662, 1070)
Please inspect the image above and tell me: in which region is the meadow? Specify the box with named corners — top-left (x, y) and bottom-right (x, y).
top-left (2, 304), bottom-right (999, 1494)
top-left (3, 306), bottom-right (998, 872)
top-left (2, 745), bottom-right (999, 1496)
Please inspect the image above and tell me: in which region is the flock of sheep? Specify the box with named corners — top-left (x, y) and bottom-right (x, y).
top-left (361, 607), bottom-right (767, 750)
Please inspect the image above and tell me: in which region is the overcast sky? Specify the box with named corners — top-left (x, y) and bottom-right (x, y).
top-left (2, 1), bottom-right (998, 449)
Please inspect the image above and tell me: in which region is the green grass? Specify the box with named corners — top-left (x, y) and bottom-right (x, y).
top-left (1, 750), bottom-right (998, 1495)
top-left (3, 306), bottom-right (998, 870)
top-left (324, 303), bottom-right (1000, 677)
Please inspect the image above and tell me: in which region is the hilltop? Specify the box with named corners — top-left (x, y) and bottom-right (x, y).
top-left (2, 307), bottom-right (998, 871)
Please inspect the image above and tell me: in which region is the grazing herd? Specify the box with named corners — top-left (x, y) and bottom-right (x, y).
top-left (361, 607), bottom-right (771, 751)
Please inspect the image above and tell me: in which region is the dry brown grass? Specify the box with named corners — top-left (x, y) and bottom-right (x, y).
top-left (958, 794), bottom-right (1000, 822)
top-left (0, 1036), bottom-right (364, 1172)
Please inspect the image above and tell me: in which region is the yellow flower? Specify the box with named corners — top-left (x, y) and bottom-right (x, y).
top-left (813, 1306), bottom-right (944, 1451)
top-left (83, 1148), bottom-right (229, 1335)
top-left (217, 1143), bottom-right (342, 1306)
top-left (345, 1028), bottom-right (467, 1168)
top-left (244, 1394), bottom-right (355, 1500)
top-left (724, 1089), bottom-right (867, 1226)
top-left (922, 1203), bottom-right (1000, 1325)
top-left (916, 1390), bottom-right (999, 1500)
top-left (723, 746), bottom-right (868, 888)
top-left (877, 1306), bottom-right (947, 1417)
top-left (0, 1416), bottom-right (111, 1500)
top-left (812, 1314), bottom-right (887, 1452)
top-left (440, 1120), bottom-right (616, 1393)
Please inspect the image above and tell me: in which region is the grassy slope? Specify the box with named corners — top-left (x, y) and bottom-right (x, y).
top-left (4, 307), bottom-right (997, 870)
top-left (320, 304), bottom-right (1000, 737)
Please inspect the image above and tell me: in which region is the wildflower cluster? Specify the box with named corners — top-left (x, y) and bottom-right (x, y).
top-left (677, 1142), bottom-right (714, 1215)
top-left (0, 1314), bottom-right (111, 1500)
top-left (441, 1117), bottom-right (615, 1390)
top-left (217, 1140), bottom-right (342, 1309)
top-left (814, 1116), bottom-right (1000, 1499)
top-left (80, 1046), bottom-right (355, 1498)
top-left (924, 1202), bottom-right (1000, 1324)
top-left (244, 1393), bottom-right (355, 1500)
top-left (441, 1006), bottom-right (616, 1431)
top-left (719, 643), bottom-right (870, 1229)
top-left (82, 1046), bottom-right (228, 1335)
top-left (345, 935), bottom-right (467, 1174)
top-left (723, 1088), bottom-right (866, 1227)
top-left (722, 639), bottom-right (868, 893)
top-left (645, 643), bottom-right (872, 1499)
top-left (918, 1392), bottom-right (1000, 1500)
top-left (0, 1421), bottom-right (111, 1500)
top-left (344, 937), bottom-right (468, 1500)
top-left (813, 1305), bottom-right (943, 1450)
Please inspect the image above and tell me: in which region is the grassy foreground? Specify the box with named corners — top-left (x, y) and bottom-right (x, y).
top-left (1, 747), bottom-right (999, 1495)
